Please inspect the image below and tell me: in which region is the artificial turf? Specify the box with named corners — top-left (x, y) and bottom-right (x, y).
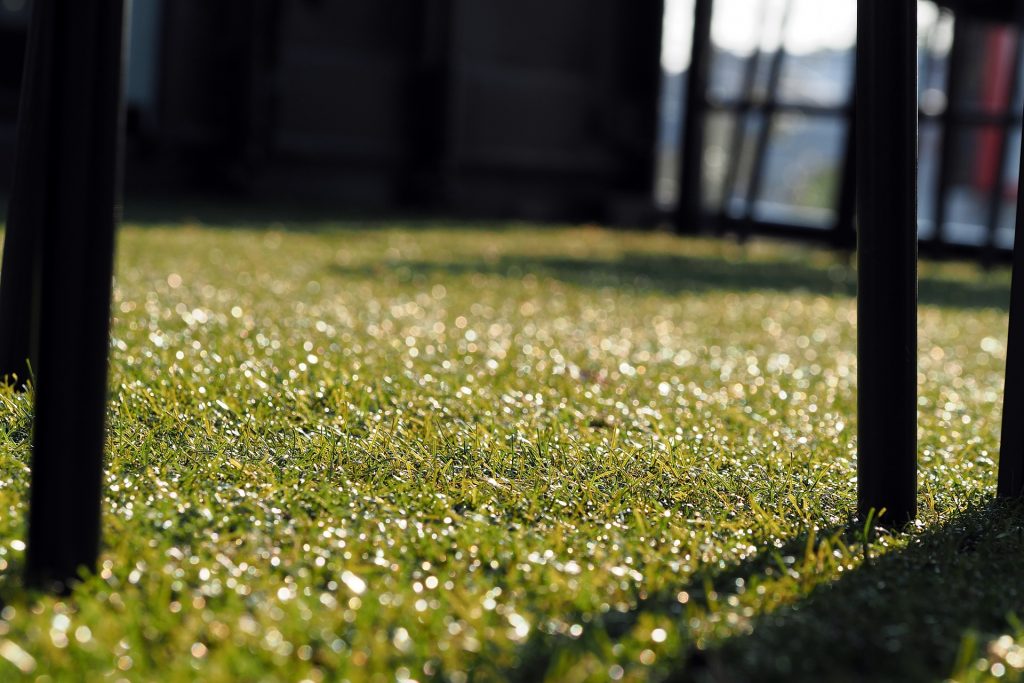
top-left (0, 217), bottom-right (1021, 681)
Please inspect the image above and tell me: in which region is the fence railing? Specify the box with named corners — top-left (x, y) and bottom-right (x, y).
top-left (672, 0), bottom-right (1024, 263)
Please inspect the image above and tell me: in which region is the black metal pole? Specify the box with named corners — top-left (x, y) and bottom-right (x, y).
top-left (856, 0), bottom-right (918, 525)
top-left (16, 0), bottom-right (127, 590)
top-left (0, 0), bottom-right (49, 388)
top-left (999, 130), bottom-right (1024, 497)
top-left (997, 0), bottom-right (1024, 500)
top-left (675, 0), bottom-right (713, 233)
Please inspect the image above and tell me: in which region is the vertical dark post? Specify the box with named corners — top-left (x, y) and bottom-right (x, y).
top-left (675, 0), bottom-right (713, 233)
top-left (997, 109), bottom-right (1024, 498)
top-left (0, 0), bottom-right (47, 388)
top-left (856, 0), bottom-right (918, 525)
top-left (9, 0), bottom-right (127, 590)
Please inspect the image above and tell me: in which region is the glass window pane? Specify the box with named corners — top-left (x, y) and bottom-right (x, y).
top-left (656, 0), bottom-right (696, 209)
top-left (1013, 34), bottom-right (1024, 113)
top-left (941, 125), bottom-right (999, 246)
top-left (918, 5), bottom-right (954, 116)
top-left (750, 1), bottom-right (789, 103)
top-left (752, 114), bottom-right (846, 228)
top-left (918, 121), bottom-right (942, 239)
top-left (723, 113), bottom-right (765, 218)
top-left (707, 0), bottom-right (781, 103)
top-left (777, 0), bottom-right (855, 107)
top-left (951, 23), bottom-right (1018, 116)
top-left (655, 68), bottom-right (684, 208)
top-left (660, 0), bottom-right (695, 73)
top-left (701, 112), bottom-right (737, 211)
top-left (994, 126), bottom-right (1021, 250)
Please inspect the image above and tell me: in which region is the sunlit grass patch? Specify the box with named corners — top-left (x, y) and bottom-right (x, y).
top-left (0, 219), bottom-right (1017, 681)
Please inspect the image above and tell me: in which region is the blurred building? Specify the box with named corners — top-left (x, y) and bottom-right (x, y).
top-left (0, 0), bottom-right (664, 223)
top-left (4, 0), bottom-right (1024, 251)
top-left (0, 1), bottom-right (28, 188)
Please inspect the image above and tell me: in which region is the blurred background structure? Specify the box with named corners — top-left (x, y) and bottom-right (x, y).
top-left (0, 0), bottom-right (1022, 255)
top-left (0, 0), bottom-right (664, 223)
top-left (662, 0), bottom-right (1024, 258)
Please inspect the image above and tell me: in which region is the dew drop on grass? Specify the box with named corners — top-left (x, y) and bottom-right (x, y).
top-left (341, 571), bottom-right (366, 595)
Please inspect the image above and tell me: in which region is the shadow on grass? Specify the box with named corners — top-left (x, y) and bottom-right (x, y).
top-left (509, 500), bottom-right (1024, 682)
top-left (332, 253), bottom-right (1011, 311)
top-left (118, 197), bottom-right (530, 234)
top-left (114, 199), bottom-right (1009, 311)
top-left (687, 500), bottom-right (1024, 682)
top-left (96, 198), bottom-right (1009, 311)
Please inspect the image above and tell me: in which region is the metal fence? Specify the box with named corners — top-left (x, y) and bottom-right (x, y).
top-left (666, 0), bottom-right (1024, 261)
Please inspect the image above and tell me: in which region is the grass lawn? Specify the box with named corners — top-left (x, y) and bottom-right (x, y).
top-left (0, 216), bottom-right (1022, 682)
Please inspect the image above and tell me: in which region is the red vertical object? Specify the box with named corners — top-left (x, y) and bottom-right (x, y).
top-left (976, 27), bottom-right (1015, 193)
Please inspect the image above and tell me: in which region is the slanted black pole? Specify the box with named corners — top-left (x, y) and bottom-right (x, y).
top-left (856, 0), bottom-right (918, 525)
top-left (740, 0), bottom-right (793, 242)
top-left (718, 3), bottom-right (766, 228)
top-left (997, 108), bottom-right (1024, 498)
top-left (675, 0), bottom-right (713, 234)
top-left (6, 0), bottom-right (127, 590)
